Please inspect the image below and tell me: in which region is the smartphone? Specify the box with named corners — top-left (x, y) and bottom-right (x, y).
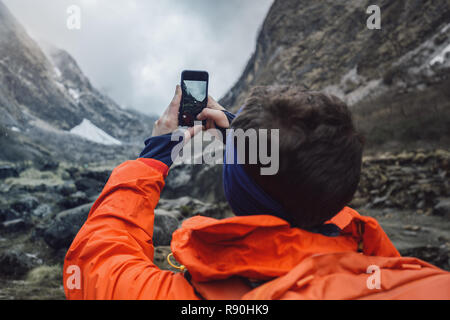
top-left (179, 70), bottom-right (209, 127)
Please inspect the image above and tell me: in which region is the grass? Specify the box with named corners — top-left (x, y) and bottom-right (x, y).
top-left (352, 77), bottom-right (450, 152)
top-left (0, 265), bottom-right (65, 300)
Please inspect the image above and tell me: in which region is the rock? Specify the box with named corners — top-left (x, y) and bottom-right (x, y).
top-left (0, 164), bottom-right (18, 179)
top-left (0, 250), bottom-right (38, 277)
top-left (153, 209), bottom-right (180, 247)
top-left (0, 207), bottom-right (19, 222)
top-left (11, 196), bottom-right (39, 215)
top-left (57, 191), bottom-right (89, 210)
top-left (56, 182), bottom-right (77, 196)
top-left (434, 198), bottom-right (450, 217)
top-left (60, 170), bottom-right (71, 181)
top-left (153, 246), bottom-right (176, 271)
top-left (32, 204), bottom-right (53, 218)
top-left (80, 169), bottom-right (111, 184)
top-left (357, 150), bottom-right (449, 213)
top-left (400, 246), bottom-right (450, 271)
top-left (36, 160), bottom-right (59, 171)
top-left (414, 153), bottom-right (427, 163)
top-left (157, 196), bottom-right (230, 220)
top-left (163, 164), bottom-right (225, 203)
top-left (74, 178), bottom-right (104, 197)
top-left (372, 196), bottom-right (389, 207)
top-left (434, 149), bottom-right (450, 159)
top-left (349, 197), bottom-right (368, 208)
top-left (11, 182), bottom-right (49, 193)
top-left (65, 167), bottom-right (80, 180)
top-left (401, 230), bottom-right (418, 237)
top-left (41, 202), bottom-right (94, 250)
top-left (403, 225), bottom-right (421, 232)
top-left (1, 219), bottom-right (28, 232)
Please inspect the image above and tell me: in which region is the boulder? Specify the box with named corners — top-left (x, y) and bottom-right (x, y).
top-left (153, 209), bottom-right (180, 247)
top-left (1, 219), bottom-right (28, 232)
top-left (11, 196), bottom-right (39, 215)
top-left (162, 163), bottom-right (225, 203)
top-left (0, 207), bottom-right (19, 222)
top-left (32, 204), bottom-right (53, 218)
top-left (74, 177), bottom-right (104, 197)
top-left (56, 182), bottom-right (77, 196)
top-left (357, 150), bottom-right (449, 213)
top-left (157, 196), bottom-right (230, 220)
top-left (36, 160), bottom-right (59, 171)
top-left (57, 191), bottom-right (89, 210)
top-left (42, 202), bottom-right (94, 250)
top-left (434, 198), bottom-right (450, 218)
top-left (65, 167), bottom-right (80, 180)
top-left (0, 250), bottom-right (38, 277)
top-left (0, 164), bottom-right (18, 179)
top-left (80, 169), bottom-right (111, 184)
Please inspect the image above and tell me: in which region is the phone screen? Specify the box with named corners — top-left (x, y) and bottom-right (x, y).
top-left (180, 71), bottom-right (208, 127)
top-left (182, 80), bottom-right (207, 111)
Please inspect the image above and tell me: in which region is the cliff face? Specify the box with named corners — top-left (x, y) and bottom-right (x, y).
top-left (0, 0), bottom-right (155, 162)
top-left (221, 0), bottom-right (450, 149)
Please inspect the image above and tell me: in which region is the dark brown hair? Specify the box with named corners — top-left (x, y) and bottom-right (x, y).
top-left (231, 86), bottom-right (364, 229)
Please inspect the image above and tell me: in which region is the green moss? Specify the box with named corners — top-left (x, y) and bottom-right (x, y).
top-left (26, 265), bottom-right (63, 286)
top-left (179, 205), bottom-right (194, 217)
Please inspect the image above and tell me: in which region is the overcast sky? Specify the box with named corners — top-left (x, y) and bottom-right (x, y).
top-left (3, 0), bottom-right (273, 116)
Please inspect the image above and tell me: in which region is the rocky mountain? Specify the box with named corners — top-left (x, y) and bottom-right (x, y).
top-left (0, 0), bottom-right (155, 163)
top-left (220, 0), bottom-right (450, 150)
top-left (1, 0), bottom-right (450, 299)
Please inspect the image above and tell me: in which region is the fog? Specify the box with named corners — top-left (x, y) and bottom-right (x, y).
top-left (3, 0), bottom-right (273, 116)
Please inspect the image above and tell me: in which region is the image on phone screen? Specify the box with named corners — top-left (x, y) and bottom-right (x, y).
top-left (181, 80), bottom-right (207, 122)
top-left (180, 70), bottom-right (208, 127)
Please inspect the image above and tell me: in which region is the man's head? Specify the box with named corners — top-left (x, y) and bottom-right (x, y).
top-left (231, 86), bottom-right (364, 229)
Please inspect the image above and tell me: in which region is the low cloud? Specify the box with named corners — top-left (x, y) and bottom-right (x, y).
top-left (3, 0), bottom-right (273, 115)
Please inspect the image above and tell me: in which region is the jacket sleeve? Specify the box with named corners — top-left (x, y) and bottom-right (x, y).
top-left (63, 158), bottom-right (199, 300)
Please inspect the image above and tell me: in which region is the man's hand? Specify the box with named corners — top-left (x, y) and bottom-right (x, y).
top-left (152, 85), bottom-right (202, 141)
top-left (197, 96), bottom-right (231, 130)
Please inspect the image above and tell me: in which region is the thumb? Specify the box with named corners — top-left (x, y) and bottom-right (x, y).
top-left (197, 108), bottom-right (229, 128)
top-left (207, 95), bottom-right (225, 110)
top-left (168, 85), bottom-right (182, 116)
top-left (170, 85), bottom-right (182, 105)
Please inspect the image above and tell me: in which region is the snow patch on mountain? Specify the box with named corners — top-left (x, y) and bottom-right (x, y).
top-left (53, 66), bottom-right (62, 78)
top-left (70, 119), bottom-right (122, 146)
top-left (430, 43), bottom-right (450, 66)
top-left (68, 88), bottom-right (80, 101)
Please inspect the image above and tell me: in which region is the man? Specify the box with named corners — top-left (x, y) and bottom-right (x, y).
top-left (64, 85), bottom-right (450, 300)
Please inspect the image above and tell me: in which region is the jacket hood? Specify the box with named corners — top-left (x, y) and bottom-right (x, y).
top-left (171, 207), bottom-right (400, 283)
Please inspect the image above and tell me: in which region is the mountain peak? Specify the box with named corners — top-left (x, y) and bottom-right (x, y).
top-left (0, 1), bottom-right (155, 162)
top-left (220, 0), bottom-right (450, 150)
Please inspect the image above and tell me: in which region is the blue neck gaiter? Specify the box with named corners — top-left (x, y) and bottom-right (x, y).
top-left (222, 130), bottom-right (293, 224)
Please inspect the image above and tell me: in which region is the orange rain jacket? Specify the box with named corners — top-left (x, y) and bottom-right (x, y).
top-left (64, 159), bottom-right (450, 300)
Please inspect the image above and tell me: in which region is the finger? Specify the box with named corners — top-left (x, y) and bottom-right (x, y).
top-left (207, 96), bottom-right (225, 111)
top-left (202, 118), bottom-right (214, 132)
top-left (197, 108), bottom-right (229, 128)
top-left (168, 85), bottom-right (182, 116)
top-left (206, 118), bottom-right (215, 131)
